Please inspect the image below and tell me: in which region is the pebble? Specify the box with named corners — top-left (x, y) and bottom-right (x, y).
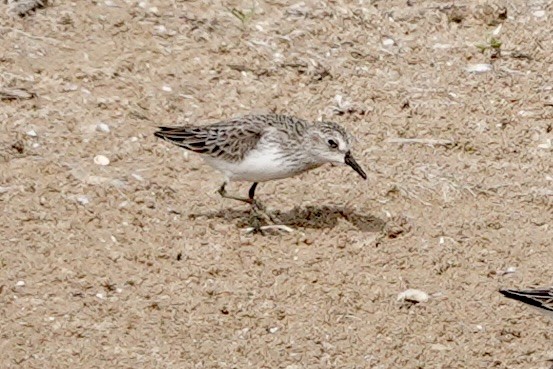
top-left (154, 25), bottom-right (167, 34)
top-left (16, 280), bottom-right (25, 287)
top-left (382, 38), bottom-right (394, 47)
top-left (76, 195), bottom-right (90, 205)
top-left (533, 10), bottom-right (545, 18)
top-left (268, 327), bottom-right (279, 334)
top-left (93, 155), bottom-right (110, 166)
top-left (63, 83), bottom-right (79, 92)
top-left (26, 129), bottom-right (37, 137)
top-left (162, 85), bottom-right (172, 92)
top-left (96, 123), bottom-right (110, 133)
top-left (397, 289), bottom-right (429, 303)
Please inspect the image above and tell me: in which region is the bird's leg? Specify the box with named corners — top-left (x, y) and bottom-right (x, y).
top-left (217, 182), bottom-right (251, 204)
top-left (248, 182), bottom-right (258, 202)
top-left (245, 182), bottom-right (269, 233)
top-left (248, 182), bottom-right (264, 210)
top-left (247, 182), bottom-right (282, 226)
top-left (217, 182), bottom-right (289, 234)
top-left (217, 182), bottom-right (265, 232)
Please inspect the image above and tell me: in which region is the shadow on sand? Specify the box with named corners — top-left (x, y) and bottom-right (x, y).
top-left (191, 205), bottom-right (386, 232)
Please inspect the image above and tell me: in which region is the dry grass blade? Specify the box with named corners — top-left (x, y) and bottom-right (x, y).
top-left (244, 224), bottom-right (294, 234)
top-left (0, 87), bottom-right (35, 100)
top-left (386, 138), bottom-right (454, 147)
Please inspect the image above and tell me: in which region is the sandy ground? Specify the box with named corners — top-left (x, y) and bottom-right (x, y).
top-left (1, 0), bottom-right (552, 368)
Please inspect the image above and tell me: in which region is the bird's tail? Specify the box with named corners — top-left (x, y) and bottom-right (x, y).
top-left (154, 126), bottom-right (211, 154)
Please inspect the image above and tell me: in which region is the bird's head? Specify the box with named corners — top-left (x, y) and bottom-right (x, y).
top-left (307, 121), bottom-right (367, 179)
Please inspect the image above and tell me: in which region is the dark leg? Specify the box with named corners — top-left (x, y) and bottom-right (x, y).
top-left (217, 182), bottom-right (284, 233)
top-left (247, 182), bottom-right (266, 212)
top-left (248, 182), bottom-right (258, 201)
top-left (217, 182), bottom-right (251, 204)
top-left (247, 182), bottom-right (281, 225)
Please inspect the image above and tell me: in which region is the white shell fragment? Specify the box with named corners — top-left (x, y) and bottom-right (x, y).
top-left (505, 266), bottom-right (517, 274)
top-left (397, 289), bottom-right (429, 303)
top-left (382, 38), bottom-right (395, 47)
top-left (93, 155), bottom-right (110, 166)
top-left (76, 195), bottom-right (90, 205)
top-left (26, 129), bottom-right (37, 137)
top-left (466, 64), bottom-right (492, 73)
top-left (16, 280), bottom-right (25, 287)
top-left (498, 266), bottom-right (517, 276)
top-left (96, 123), bottom-right (110, 133)
top-left (154, 25), bottom-right (167, 34)
top-left (538, 139), bottom-right (552, 149)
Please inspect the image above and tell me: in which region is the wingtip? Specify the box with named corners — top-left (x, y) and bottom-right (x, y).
top-left (154, 126), bottom-right (176, 138)
top-left (498, 288), bottom-right (512, 297)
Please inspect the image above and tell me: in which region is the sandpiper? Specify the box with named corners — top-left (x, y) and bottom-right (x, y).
top-left (154, 114), bottom-right (366, 232)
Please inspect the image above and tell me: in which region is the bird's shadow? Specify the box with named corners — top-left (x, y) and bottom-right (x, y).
top-left (190, 205), bottom-right (386, 232)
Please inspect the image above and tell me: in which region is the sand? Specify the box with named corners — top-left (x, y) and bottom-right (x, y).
top-left (1, 0), bottom-right (552, 368)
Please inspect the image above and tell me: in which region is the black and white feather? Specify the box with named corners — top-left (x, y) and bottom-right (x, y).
top-left (500, 287), bottom-right (553, 319)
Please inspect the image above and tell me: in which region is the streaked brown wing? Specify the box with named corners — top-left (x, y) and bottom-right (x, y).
top-left (154, 119), bottom-right (264, 162)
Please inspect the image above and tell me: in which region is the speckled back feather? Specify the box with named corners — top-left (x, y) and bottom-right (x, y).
top-left (154, 114), bottom-right (312, 162)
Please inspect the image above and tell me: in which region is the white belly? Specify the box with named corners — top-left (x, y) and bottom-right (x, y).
top-left (204, 146), bottom-right (303, 182)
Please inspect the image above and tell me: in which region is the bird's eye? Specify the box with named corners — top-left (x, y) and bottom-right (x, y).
top-left (327, 139), bottom-right (338, 149)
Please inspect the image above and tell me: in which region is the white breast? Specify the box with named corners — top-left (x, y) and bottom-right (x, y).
top-left (204, 145), bottom-right (301, 182)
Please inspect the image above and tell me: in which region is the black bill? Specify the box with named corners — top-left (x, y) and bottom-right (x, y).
top-left (344, 151), bottom-right (367, 180)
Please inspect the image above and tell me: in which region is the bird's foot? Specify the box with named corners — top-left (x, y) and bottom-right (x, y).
top-left (244, 202), bottom-right (291, 235)
top-left (246, 211), bottom-right (266, 235)
top-left (251, 200), bottom-right (283, 224)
